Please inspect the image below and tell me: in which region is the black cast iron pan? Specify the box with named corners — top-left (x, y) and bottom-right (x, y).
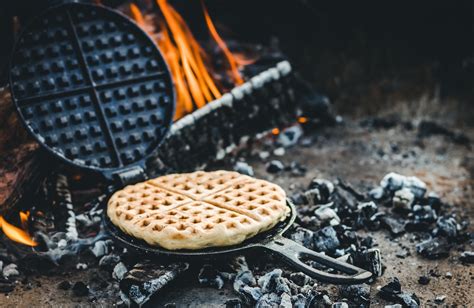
top-left (103, 199), bottom-right (372, 284)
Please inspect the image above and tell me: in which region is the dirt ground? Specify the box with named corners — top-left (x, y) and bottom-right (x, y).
top-left (1, 112), bottom-right (472, 307)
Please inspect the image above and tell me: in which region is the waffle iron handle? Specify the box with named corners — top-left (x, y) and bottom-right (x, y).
top-left (258, 236), bottom-right (372, 284)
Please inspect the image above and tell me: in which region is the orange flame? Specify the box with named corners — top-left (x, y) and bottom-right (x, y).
top-left (129, 1), bottom-right (250, 120)
top-left (201, 1), bottom-right (244, 85)
top-left (0, 212), bottom-right (37, 247)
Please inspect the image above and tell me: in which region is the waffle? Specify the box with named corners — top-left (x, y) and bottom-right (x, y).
top-left (107, 171), bottom-right (289, 250)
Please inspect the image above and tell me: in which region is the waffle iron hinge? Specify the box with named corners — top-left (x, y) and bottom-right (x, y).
top-left (113, 166), bottom-right (147, 186)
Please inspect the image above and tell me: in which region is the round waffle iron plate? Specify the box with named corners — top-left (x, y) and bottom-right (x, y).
top-left (9, 2), bottom-right (175, 178)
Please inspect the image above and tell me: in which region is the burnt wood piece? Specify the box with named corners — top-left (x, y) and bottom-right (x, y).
top-left (150, 61), bottom-right (297, 174)
top-left (0, 88), bottom-right (47, 215)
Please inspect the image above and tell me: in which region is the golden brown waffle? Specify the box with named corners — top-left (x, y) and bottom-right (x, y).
top-left (107, 171), bottom-right (289, 250)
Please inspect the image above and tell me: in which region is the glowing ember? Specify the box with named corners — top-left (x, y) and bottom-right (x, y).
top-left (0, 213), bottom-right (37, 247)
top-left (272, 128), bottom-right (280, 135)
top-left (298, 117), bottom-right (308, 124)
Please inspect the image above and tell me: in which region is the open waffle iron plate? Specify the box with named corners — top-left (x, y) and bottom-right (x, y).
top-left (9, 2), bottom-right (371, 284)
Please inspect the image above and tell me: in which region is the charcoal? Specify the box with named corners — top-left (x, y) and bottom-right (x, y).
top-left (397, 293), bottom-right (420, 307)
top-left (395, 248), bottom-right (410, 259)
top-left (360, 236), bottom-right (375, 248)
top-left (225, 298), bottom-right (243, 308)
top-left (392, 188), bottom-right (414, 211)
top-left (99, 254), bottom-right (121, 269)
top-left (314, 204), bottom-right (340, 226)
top-left (288, 161), bottom-right (307, 177)
top-left (339, 284), bottom-right (370, 305)
top-left (380, 172), bottom-right (426, 198)
top-left (72, 281), bottom-right (89, 297)
top-left (277, 125), bottom-right (303, 148)
top-left (76, 263), bottom-right (87, 270)
top-left (280, 292), bottom-right (292, 308)
top-left (291, 192), bottom-right (307, 205)
top-left (273, 147), bottom-right (286, 156)
top-left (90, 240), bottom-right (109, 258)
top-left (292, 294), bottom-right (307, 308)
top-left (198, 264), bottom-right (225, 289)
top-left (381, 216), bottom-right (406, 236)
top-left (0, 278), bottom-right (15, 293)
top-left (426, 192), bottom-right (442, 212)
top-left (289, 272), bottom-right (310, 287)
top-left (266, 160), bottom-right (285, 173)
top-left (384, 305), bottom-right (402, 308)
top-left (416, 238), bottom-right (450, 259)
top-left (257, 269), bottom-right (290, 294)
top-left (2, 264), bottom-right (19, 279)
top-left (460, 251), bottom-right (474, 263)
top-left (306, 178), bottom-right (335, 204)
top-left (433, 216), bottom-right (458, 238)
top-left (113, 262), bottom-right (128, 281)
top-left (234, 161), bottom-right (254, 176)
top-left (256, 292), bottom-right (281, 307)
top-left (289, 227), bottom-right (314, 249)
top-left (332, 302), bottom-right (349, 308)
top-left (434, 295), bottom-right (446, 303)
top-left (417, 276), bottom-right (430, 285)
top-left (349, 248), bottom-right (383, 277)
top-left (164, 303), bottom-right (177, 308)
top-left (120, 262), bottom-right (189, 306)
top-left (369, 186), bottom-right (385, 200)
top-left (232, 257), bottom-right (261, 303)
top-left (379, 277), bottom-right (402, 295)
top-left (58, 280), bottom-right (71, 290)
top-left (445, 272), bottom-right (453, 278)
top-left (313, 226), bottom-right (340, 252)
top-left (259, 151), bottom-right (270, 160)
top-left (413, 204), bottom-right (437, 226)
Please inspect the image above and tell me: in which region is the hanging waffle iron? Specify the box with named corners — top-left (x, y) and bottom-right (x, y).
top-left (9, 2), bottom-right (372, 284)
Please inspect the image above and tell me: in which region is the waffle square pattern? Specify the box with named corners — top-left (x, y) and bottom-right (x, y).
top-left (107, 171), bottom-right (289, 250)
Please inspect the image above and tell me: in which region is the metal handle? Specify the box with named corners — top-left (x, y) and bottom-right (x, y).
top-left (257, 236), bottom-right (372, 284)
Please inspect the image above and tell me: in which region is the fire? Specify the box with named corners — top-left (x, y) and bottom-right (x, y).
top-left (201, 1), bottom-right (244, 85)
top-left (0, 211), bottom-right (37, 247)
top-left (129, 1), bottom-right (247, 119)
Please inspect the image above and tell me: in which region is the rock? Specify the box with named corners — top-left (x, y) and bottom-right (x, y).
top-left (392, 188), bottom-right (414, 211)
top-left (2, 264), bottom-right (19, 279)
top-left (266, 160), bottom-right (284, 173)
top-left (445, 272), bottom-right (453, 279)
top-left (72, 281), bottom-right (89, 297)
top-left (460, 251), bottom-right (474, 263)
top-left (113, 262), bottom-right (128, 281)
top-left (277, 125), bottom-right (303, 148)
top-left (313, 226), bottom-right (340, 252)
top-left (234, 161), bottom-right (254, 177)
top-left (418, 276), bottom-right (430, 285)
top-left (198, 264), bottom-right (225, 289)
top-left (416, 238), bottom-right (450, 259)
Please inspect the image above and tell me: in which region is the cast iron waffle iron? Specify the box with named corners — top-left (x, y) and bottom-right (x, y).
top-left (9, 2), bottom-right (371, 284)
top-left (9, 2), bottom-right (174, 183)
